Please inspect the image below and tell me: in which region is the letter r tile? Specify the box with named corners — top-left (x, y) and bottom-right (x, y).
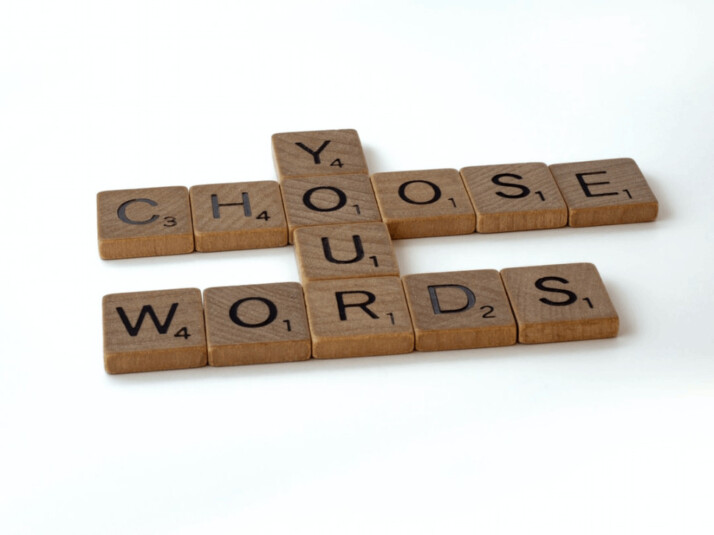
top-left (203, 283), bottom-right (311, 366)
top-left (500, 263), bottom-right (619, 344)
top-left (293, 222), bottom-right (399, 283)
top-left (97, 186), bottom-right (194, 259)
top-left (304, 277), bottom-right (414, 359)
top-left (549, 158), bottom-right (658, 227)
top-left (272, 129), bottom-right (369, 180)
top-left (402, 270), bottom-right (516, 352)
top-left (102, 288), bottom-right (207, 374)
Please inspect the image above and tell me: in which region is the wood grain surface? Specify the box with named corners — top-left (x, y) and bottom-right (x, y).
top-left (460, 162), bottom-right (567, 233)
top-left (189, 181), bottom-right (287, 252)
top-left (500, 263), bottom-right (619, 344)
top-left (549, 158), bottom-right (658, 227)
top-left (97, 186), bottom-right (194, 259)
top-left (102, 288), bottom-right (207, 374)
top-left (272, 129), bottom-right (369, 180)
top-left (294, 222), bottom-right (399, 283)
top-left (304, 277), bottom-right (414, 359)
top-left (402, 270), bottom-right (517, 351)
top-left (280, 174), bottom-right (381, 243)
top-left (371, 168), bottom-right (476, 239)
top-left (203, 283), bottom-right (311, 366)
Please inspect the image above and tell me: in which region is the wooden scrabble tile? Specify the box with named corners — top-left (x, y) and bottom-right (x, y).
top-left (294, 222), bottom-right (399, 283)
top-left (500, 263), bottom-right (618, 344)
top-left (203, 283), bottom-right (311, 366)
top-left (272, 129), bottom-right (369, 180)
top-left (370, 168), bottom-right (476, 239)
top-left (281, 174), bottom-right (382, 243)
top-left (460, 163), bottom-right (568, 233)
top-left (97, 186), bottom-right (194, 259)
top-left (304, 277), bottom-right (414, 359)
top-left (189, 181), bottom-right (287, 252)
top-left (103, 288), bottom-right (207, 374)
top-left (402, 270), bottom-right (516, 352)
top-left (549, 158), bottom-right (658, 227)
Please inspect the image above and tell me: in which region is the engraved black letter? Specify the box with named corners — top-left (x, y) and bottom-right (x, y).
top-left (229, 297), bottom-right (278, 328)
top-left (303, 186), bottom-right (347, 212)
top-left (117, 198), bottom-right (159, 225)
top-left (535, 276), bottom-right (578, 306)
top-left (322, 235), bottom-right (365, 264)
top-left (576, 171), bottom-right (618, 198)
top-left (492, 173), bottom-right (531, 199)
top-left (116, 303), bottom-right (178, 336)
top-left (295, 140), bottom-right (331, 164)
top-left (335, 291), bottom-right (378, 320)
top-left (211, 192), bottom-right (251, 218)
top-left (427, 284), bottom-right (476, 314)
top-left (398, 180), bottom-right (442, 205)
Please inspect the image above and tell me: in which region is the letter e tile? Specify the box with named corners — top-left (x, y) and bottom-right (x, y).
top-left (500, 263), bottom-right (619, 344)
top-left (402, 270), bottom-right (516, 351)
top-left (304, 277), bottom-right (414, 359)
top-left (103, 288), bottom-right (207, 374)
top-left (549, 158), bottom-right (658, 227)
top-left (203, 283), bottom-right (311, 366)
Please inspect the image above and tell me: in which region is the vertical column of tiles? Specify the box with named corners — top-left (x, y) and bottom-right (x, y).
top-left (272, 129), bottom-right (369, 180)
top-left (304, 277), bottom-right (414, 359)
top-left (402, 270), bottom-right (517, 352)
top-left (500, 263), bottom-right (619, 344)
top-left (549, 158), bottom-right (658, 227)
top-left (189, 181), bottom-right (287, 252)
top-left (460, 163), bottom-right (567, 233)
top-left (97, 186), bottom-right (194, 259)
top-left (203, 283), bottom-right (311, 366)
top-left (293, 222), bottom-right (400, 283)
top-left (102, 288), bottom-right (207, 374)
top-left (370, 169), bottom-right (476, 239)
top-left (281, 174), bottom-right (382, 243)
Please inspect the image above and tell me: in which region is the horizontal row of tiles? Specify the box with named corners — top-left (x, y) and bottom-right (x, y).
top-left (103, 262), bottom-right (619, 374)
top-left (97, 158), bottom-right (658, 260)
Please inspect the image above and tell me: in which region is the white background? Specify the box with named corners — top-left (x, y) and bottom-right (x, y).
top-left (1, 1), bottom-right (713, 533)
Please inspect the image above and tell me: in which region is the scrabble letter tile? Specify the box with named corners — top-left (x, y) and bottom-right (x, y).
top-left (203, 283), bottom-right (311, 366)
top-left (189, 181), bottom-right (287, 252)
top-left (281, 174), bottom-right (381, 243)
top-left (97, 186), bottom-right (194, 259)
top-left (402, 270), bottom-right (516, 352)
top-left (294, 222), bottom-right (399, 283)
top-left (304, 277), bottom-right (414, 359)
top-left (500, 263), bottom-right (618, 344)
top-left (549, 158), bottom-right (658, 227)
top-left (371, 168), bottom-right (476, 239)
top-left (460, 163), bottom-right (567, 233)
top-left (103, 288), bottom-right (207, 374)
top-left (272, 129), bottom-right (369, 180)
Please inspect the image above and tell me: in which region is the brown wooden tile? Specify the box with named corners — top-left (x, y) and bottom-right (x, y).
top-left (304, 277), bottom-right (414, 359)
top-left (500, 263), bottom-right (619, 344)
top-left (281, 174), bottom-right (381, 243)
top-left (189, 181), bottom-right (287, 252)
top-left (460, 163), bottom-right (567, 233)
top-left (370, 168), bottom-right (476, 239)
top-left (294, 222), bottom-right (399, 283)
top-left (103, 288), bottom-right (207, 374)
top-left (97, 186), bottom-right (194, 259)
top-left (203, 283), bottom-right (311, 366)
top-left (549, 158), bottom-right (658, 227)
top-left (272, 129), bottom-right (369, 180)
top-left (402, 270), bottom-right (516, 352)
